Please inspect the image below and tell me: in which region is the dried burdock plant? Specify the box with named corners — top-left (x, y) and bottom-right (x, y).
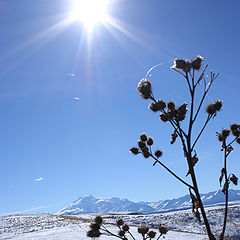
top-left (87, 216), bottom-right (167, 239)
top-left (129, 56), bottom-right (238, 240)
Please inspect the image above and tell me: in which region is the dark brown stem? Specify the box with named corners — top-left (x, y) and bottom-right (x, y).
top-left (127, 230), bottom-right (136, 240)
top-left (192, 69), bottom-right (218, 123)
top-left (151, 155), bottom-right (194, 189)
top-left (219, 140), bottom-right (229, 240)
top-left (101, 225), bottom-right (124, 239)
top-left (194, 64), bottom-right (208, 88)
top-left (226, 136), bottom-right (238, 148)
top-left (191, 115), bottom-right (212, 151)
top-left (156, 233), bottom-right (163, 240)
top-left (185, 73), bottom-right (216, 240)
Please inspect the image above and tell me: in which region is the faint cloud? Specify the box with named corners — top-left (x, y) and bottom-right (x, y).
top-left (35, 177), bottom-right (44, 182)
top-left (66, 73), bottom-right (75, 77)
top-left (3, 206), bottom-right (48, 216)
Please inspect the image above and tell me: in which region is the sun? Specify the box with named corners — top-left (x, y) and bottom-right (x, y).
top-left (70, 0), bottom-right (110, 30)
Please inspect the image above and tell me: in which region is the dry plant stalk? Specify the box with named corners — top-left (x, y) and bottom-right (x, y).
top-left (129, 56), bottom-right (239, 240)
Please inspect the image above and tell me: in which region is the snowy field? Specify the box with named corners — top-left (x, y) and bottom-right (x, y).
top-left (0, 215), bottom-right (207, 240)
top-left (0, 204), bottom-right (239, 240)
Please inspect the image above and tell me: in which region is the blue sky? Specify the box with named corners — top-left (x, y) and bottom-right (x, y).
top-left (0, 0), bottom-right (240, 215)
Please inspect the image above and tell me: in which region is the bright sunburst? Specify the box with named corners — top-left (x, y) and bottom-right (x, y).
top-left (70, 0), bottom-right (110, 30)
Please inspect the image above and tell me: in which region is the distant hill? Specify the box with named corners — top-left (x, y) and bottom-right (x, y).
top-left (57, 189), bottom-right (240, 215)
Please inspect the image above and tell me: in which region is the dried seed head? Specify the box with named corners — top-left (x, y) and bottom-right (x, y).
top-left (159, 113), bottom-right (168, 122)
top-left (129, 147), bottom-right (139, 155)
top-left (205, 100), bottom-right (222, 115)
top-left (221, 129), bottom-right (230, 138)
top-left (138, 140), bottom-right (146, 149)
top-left (174, 58), bottom-right (186, 70)
top-left (230, 123), bottom-right (239, 131)
top-left (232, 129), bottom-right (240, 137)
top-left (148, 231), bottom-right (156, 238)
top-left (178, 102), bottom-right (188, 115)
top-left (205, 103), bottom-right (216, 115)
top-left (138, 225), bottom-right (149, 235)
top-left (214, 100), bottom-right (222, 111)
top-left (167, 101), bottom-right (175, 110)
top-left (122, 224), bottom-right (129, 232)
top-left (191, 55), bottom-right (204, 70)
top-left (90, 223), bottom-right (100, 231)
top-left (87, 229), bottom-right (101, 238)
top-left (217, 133), bottom-right (224, 142)
top-left (143, 151), bottom-right (150, 158)
top-left (184, 60), bottom-right (191, 72)
top-left (236, 138), bottom-right (240, 144)
top-left (156, 99), bottom-right (166, 110)
top-left (141, 147), bottom-right (149, 153)
top-left (148, 102), bottom-right (160, 112)
top-left (140, 133), bottom-right (148, 142)
top-left (176, 112), bottom-right (186, 121)
top-left (168, 109), bottom-right (178, 118)
top-left (118, 230), bottom-right (125, 236)
top-left (94, 216), bottom-right (103, 225)
top-left (155, 150), bottom-right (163, 158)
top-left (137, 78), bottom-right (152, 99)
top-left (116, 219), bottom-right (124, 226)
top-left (147, 137), bottom-right (154, 146)
top-left (230, 174), bottom-right (238, 185)
top-left (158, 224), bottom-right (168, 234)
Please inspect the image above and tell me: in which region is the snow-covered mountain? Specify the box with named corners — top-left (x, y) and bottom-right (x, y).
top-left (57, 189), bottom-right (240, 215)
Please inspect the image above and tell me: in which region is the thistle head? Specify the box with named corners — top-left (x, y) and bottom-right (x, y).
top-left (167, 101), bottom-right (175, 110)
top-left (148, 231), bottom-right (156, 238)
top-left (156, 99), bottom-right (166, 110)
top-left (116, 219), bottom-right (124, 226)
top-left (138, 225), bottom-right (149, 235)
top-left (129, 147), bottom-right (139, 155)
top-left (148, 102), bottom-right (160, 112)
top-left (147, 136), bottom-right (154, 146)
top-left (122, 224), bottom-right (129, 232)
top-left (140, 133), bottom-right (147, 142)
top-left (221, 129), bottom-right (230, 138)
top-left (137, 78), bottom-right (152, 99)
top-left (159, 113), bottom-right (168, 122)
top-left (191, 55), bottom-right (204, 70)
top-left (158, 224), bottom-right (168, 235)
top-left (94, 216), bottom-right (103, 225)
top-left (87, 229), bottom-right (101, 238)
top-left (206, 100), bottom-right (222, 115)
top-left (154, 150), bottom-right (163, 158)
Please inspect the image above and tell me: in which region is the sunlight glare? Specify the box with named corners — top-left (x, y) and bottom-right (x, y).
top-left (71, 0), bottom-right (110, 29)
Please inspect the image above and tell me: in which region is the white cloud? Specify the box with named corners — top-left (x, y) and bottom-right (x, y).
top-left (35, 177), bottom-right (44, 182)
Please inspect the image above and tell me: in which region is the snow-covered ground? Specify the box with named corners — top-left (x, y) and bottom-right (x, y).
top-left (1, 204), bottom-right (239, 240)
top-left (0, 215), bottom-right (207, 240)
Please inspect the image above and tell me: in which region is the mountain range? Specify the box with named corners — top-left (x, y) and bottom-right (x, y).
top-left (57, 189), bottom-right (240, 215)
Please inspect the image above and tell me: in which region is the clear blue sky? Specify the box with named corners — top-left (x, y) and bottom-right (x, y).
top-left (0, 0), bottom-right (240, 215)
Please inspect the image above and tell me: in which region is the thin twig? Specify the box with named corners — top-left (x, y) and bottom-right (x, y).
top-left (194, 65), bottom-right (208, 87)
top-left (226, 136), bottom-right (238, 148)
top-left (127, 230), bottom-right (136, 240)
top-left (191, 115), bottom-right (212, 151)
top-left (192, 70), bottom-right (219, 123)
top-left (100, 225), bottom-right (123, 239)
top-left (152, 155), bottom-right (194, 189)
